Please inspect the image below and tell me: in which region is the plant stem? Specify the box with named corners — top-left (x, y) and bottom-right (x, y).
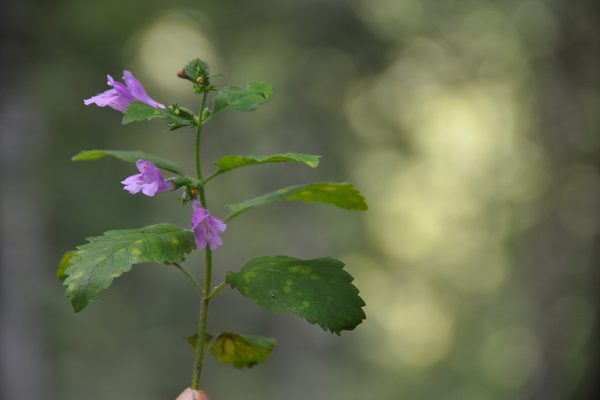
top-left (191, 248), bottom-right (212, 390)
top-left (195, 91), bottom-right (208, 180)
top-left (191, 89), bottom-right (213, 390)
top-left (207, 281), bottom-right (227, 300)
top-left (171, 263), bottom-right (203, 296)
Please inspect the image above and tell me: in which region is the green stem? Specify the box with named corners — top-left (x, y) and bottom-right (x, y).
top-left (195, 92), bottom-right (208, 180)
top-left (207, 281), bottom-right (227, 300)
top-left (171, 263), bottom-right (203, 296)
top-left (191, 89), bottom-right (212, 390)
top-left (201, 170), bottom-right (222, 185)
top-left (191, 249), bottom-right (212, 390)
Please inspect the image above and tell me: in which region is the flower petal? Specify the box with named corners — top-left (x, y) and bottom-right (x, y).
top-left (123, 70), bottom-right (165, 109)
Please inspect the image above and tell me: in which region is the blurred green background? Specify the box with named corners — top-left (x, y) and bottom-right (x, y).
top-left (1, 0), bottom-right (599, 399)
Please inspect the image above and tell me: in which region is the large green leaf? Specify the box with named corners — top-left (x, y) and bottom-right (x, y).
top-left (212, 82), bottom-right (273, 115)
top-left (122, 101), bottom-right (164, 124)
top-left (226, 256), bottom-right (366, 334)
top-left (210, 332), bottom-right (276, 368)
top-left (72, 149), bottom-right (185, 175)
top-left (226, 182), bottom-right (367, 220)
top-left (211, 153), bottom-right (320, 179)
top-left (62, 224), bottom-right (195, 312)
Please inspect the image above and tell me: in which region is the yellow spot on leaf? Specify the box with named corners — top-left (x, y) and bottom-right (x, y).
top-left (130, 248), bottom-right (142, 256)
top-left (243, 271), bottom-right (257, 284)
top-left (289, 265), bottom-right (312, 274)
top-left (71, 271), bottom-right (84, 280)
top-left (171, 238), bottom-right (179, 245)
top-left (283, 286), bottom-right (292, 294)
top-left (300, 300), bottom-right (310, 310)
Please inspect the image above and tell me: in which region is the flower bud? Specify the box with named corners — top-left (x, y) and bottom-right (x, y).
top-left (175, 388), bottom-right (209, 400)
top-left (177, 70), bottom-right (186, 79)
top-left (196, 76), bottom-right (205, 85)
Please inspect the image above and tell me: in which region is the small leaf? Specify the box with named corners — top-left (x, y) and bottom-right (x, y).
top-left (63, 224), bottom-right (195, 312)
top-left (122, 101), bottom-right (164, 124)
top-left (163, 105), bottom-right (197, 130)
top-left (226, 256), bottom-right (366, 334)
top-left (186, 333), bottom-right (214, 349)
top-left (72, 149), bottom-right (185, 175)
top-left (214, 153), bottom-right (320, 174)
top-left (182, 58), bottom-right (210, 83)
top-left (57, 251), bottom-right (75, 282)
top-left (210, 332), bottom-right (276, 368)
top-left (227, 182), bottom-right (367, 220)
top-left (212, 82), bottom-right (272, 115)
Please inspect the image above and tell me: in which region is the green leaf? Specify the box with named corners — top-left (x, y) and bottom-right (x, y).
top-left (163, 105), bottom-right (197, 130)
top-left (122, 101), bottom-right (197, 130)
top-left (227, 182), bottom-right (367, 220)
top-left (210, 332), bottom-right (276, 368)
top-left (186, 333), bottom-right (214, 349)
top-left (226, 256), bottom-right (366, 334)
top-left (181, 58), bottom-right (210, 83)
top-left (212, 82), bottom-right (273, 115)
top-left (122, 101), bottom-right (164, 124)
top-left (62, 224), bottom-right (195, 312)
top-left (214, 153), bottom-right (321, 174)
top-left (57, 250), bottom-right (75, 282)
top-left (72, 149), bottom-right (185, 175)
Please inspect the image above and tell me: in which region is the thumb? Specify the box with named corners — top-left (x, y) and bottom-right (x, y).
top-left (175, 388), bottom-right (209, 400)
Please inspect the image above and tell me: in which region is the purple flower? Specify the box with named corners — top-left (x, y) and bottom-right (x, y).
top-left (191, 201), bottom-right (227, 251)
top-left (121, 160), bottom-right (173, 196)
top-left (84, 70), bottom-right (165, 112)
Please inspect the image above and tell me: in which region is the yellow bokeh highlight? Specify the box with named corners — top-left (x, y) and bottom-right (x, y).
top-left (130, 11), bottom-right (219, 97)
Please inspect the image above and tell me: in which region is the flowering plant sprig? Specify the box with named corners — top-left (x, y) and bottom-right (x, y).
top-left (59, 58), bottom-right (368, 395)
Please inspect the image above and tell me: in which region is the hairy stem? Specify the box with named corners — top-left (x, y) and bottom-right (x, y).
top-left (207, 281), bottom-right (227, 300)
top-left (195, 91), bottom-right (208, 180)
top-left (191, 90), bottom-right (212, 390)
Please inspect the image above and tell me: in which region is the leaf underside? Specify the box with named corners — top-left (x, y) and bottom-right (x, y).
top-left (210, 332), bottom-right (276, 368)
top-left (227, 182), bottom-right (367, 219)
top-left (226, 256), bottom-right (366, 334)
top-left (214, 153), bottom-right (321, 173)
top-left (72, 149), bottom-right (185, 175)
top-left (62, 224), bottom-right (195, 312)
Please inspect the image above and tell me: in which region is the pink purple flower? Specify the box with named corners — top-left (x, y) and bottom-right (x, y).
top-left (83, 71), bottom-right (165, 112)
top-left (191, 201), bottom-right (227, 251)
top-left (121, 160), bottom-right (173, 196)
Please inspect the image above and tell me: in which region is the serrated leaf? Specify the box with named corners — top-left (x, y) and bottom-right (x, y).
top-left (186, 333), bottom-right (214, 349)
top-left (212, 82), bottom-right (272, 115)
top-left (182, 58), bottom-right (210, 83)
top-left (226, 182), bottom-right (367, 220)
top-left (122, 101), bottom-right (164, 124)
top-left (210, 332), bottom-right (276, 368)
top-left (214, 153), bottom-right (320, 174)
top-left (63, 224), bottom-right (195, 312)
top-left (72, 149), bottom-right (185, 175)
top-left (57, 250), bottom-right (75, 282)
top-left (227, 256), bottom-right (366, 334)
